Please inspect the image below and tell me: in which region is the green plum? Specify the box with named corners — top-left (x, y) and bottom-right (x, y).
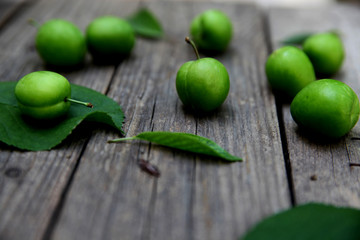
top-left (35, 19), bottom-right (86, 67)
top-left (15, 71), bottom-right (92, 120)
top-left (176, 37), bottom-right (230, 112)
top-left (190, 9), bottom-right (232, 53)
top-left (290, 79), bottom-right (360, 138)
top-left (265, 46), bottom-right (316, 98)
top-left (86, 16), bottom-right (135, 61)
top-left (303, 32), bottom-right (345, 77)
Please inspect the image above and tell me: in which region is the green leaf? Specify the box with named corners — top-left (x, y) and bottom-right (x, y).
top-left (280, 32), bottom-right (314, 45)
top-left (109, 131), bottom-right (242, 161)
top-left (280, 30), bottom-right (341, 45)
top-left (126, 8), bottom-right (163, 39)
top-left (0, 81), bottom-right (124, 151)
top-left (241, 203), bottom-right (360, 240)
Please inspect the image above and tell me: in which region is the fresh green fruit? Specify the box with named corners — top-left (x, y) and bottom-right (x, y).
top-left (176, 37), bottom-right (230, 112)
top-left (303, 32), bottom-right (345, 76)
top-left (265, 46), bottom-right (316, 98)
top-left (35, 19), bottom-right (86, 67)
top-left (86, 16), bottom-right (135, 61)
top-left (15, 71), bottom-right (92, 120)
top-left (290, 79), bottom-right (360, 138)
top-left (190, 9), bottom-right (232, 53)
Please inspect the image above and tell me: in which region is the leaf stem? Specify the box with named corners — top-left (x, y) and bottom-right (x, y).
top-left (28, 19), bottom-right (41, 28)
top-left (65, 98), bottom-right (93, 108)
top-left (185, 37), bottom-right (200, 60)
top-left (108, 137), bottom-right (136, 143)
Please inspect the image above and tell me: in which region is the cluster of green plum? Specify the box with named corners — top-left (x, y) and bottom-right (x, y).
top-left (16, 16), bottom-right (136, 120)
top-left (16, 9), bottom-right (233, 120)
top-left (34, 16), bottom-right (135, 67)
top-left (176, 9), bottom-right (233, 112)
top-left (266, 32), bottom-right (360, 138)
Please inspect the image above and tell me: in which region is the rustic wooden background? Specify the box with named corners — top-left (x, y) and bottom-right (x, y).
top-left (0, 0), bottom-right (359, 239)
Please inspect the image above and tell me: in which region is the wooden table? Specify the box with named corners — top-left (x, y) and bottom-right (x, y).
top-left (1, 0), bottom-right (360, 239)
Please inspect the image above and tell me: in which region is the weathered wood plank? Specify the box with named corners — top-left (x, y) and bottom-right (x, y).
top-left (52, 2), bottom-right (290, 240)
top-left (268, 4), bottom-right (360, 207)
top-left (0, 2), bottom-right (23, 30)
top-left (0, 0), bottom-right (139, 239)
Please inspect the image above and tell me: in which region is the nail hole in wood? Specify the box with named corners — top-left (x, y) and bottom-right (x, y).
top-left (4, 167), bottom-right (22, 178)
top-left (138, 159), bottom-right (160, 178)
top-left (310, 174), bottom-right (317, 181)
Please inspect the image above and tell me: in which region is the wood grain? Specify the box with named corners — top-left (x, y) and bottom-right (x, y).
top-left (267, 4), bottom-right (360, 207)
top-left (0, 1), bottom-right (23, 30)
top-left (51, 2), bottom-right (290, 240)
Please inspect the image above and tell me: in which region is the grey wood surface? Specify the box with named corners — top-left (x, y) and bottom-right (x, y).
top-left (50, 2), bottom-right (290, 240)
top-left (0, 0), bottom-right (359, 240)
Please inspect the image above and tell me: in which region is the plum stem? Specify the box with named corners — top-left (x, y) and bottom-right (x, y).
top-left (28, 19), bottom-right (41, 28)
top-left (185, 37), bottom-right (200, 60)
top-left (65, 98), bottom-right (93, 108)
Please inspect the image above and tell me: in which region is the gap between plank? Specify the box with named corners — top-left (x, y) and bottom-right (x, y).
top-left (274, 97), bottom-right (296, 206)
top-left (104, 64), bottom-right (121, 95)
top-left (41, 62), bottom-right (120, 239)
top-left (261, 8), bottom-right (296, 206)
top-left (41, 137), bottom-right (91, 240)
top-left (186, 158), bottom-right (196, 240)
top-left (140, 179), bottom-right (158, 240)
